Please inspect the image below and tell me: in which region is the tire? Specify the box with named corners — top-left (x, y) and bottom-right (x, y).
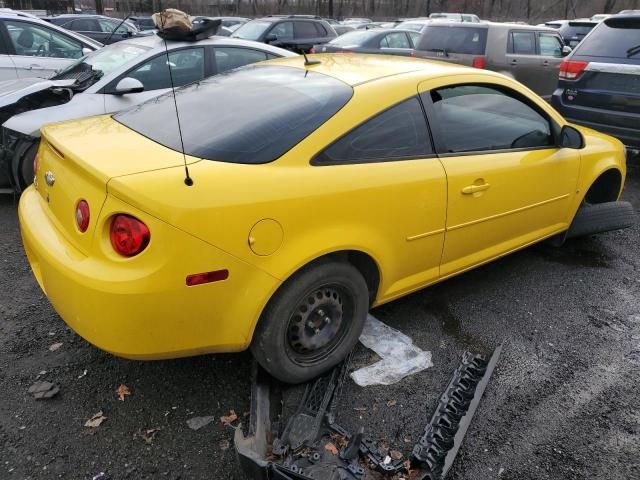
top-left (251, 261), bottom-right (369, 384)
top-left (15, 138), bottom-right (39, 192)
top-left (566, 201), bottom-right (636, 239)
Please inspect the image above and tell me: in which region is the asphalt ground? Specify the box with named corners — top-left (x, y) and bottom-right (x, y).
top-left (1, 162), bottom-right (638, 480)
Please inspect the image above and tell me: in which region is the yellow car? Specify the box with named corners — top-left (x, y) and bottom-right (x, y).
top-left (19, 54), bottom-right (632, 383)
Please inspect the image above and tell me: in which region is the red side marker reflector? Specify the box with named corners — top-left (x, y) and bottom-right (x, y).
top-left (186, 269), bottom-right (229, 286)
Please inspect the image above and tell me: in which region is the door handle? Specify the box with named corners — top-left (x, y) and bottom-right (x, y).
top-left (542, 60), bottom-right (550, 67)
top-left (462, 183), bottom-right (490, 195)
top-left (510, 59), bottom-right (517, 65)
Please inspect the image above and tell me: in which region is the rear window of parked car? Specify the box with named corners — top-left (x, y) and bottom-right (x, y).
top-left (572, 16), bottom-right (640, 58)
top-left (416, 26), bottom-right (488, 55)
top-left (115, 66), bottom-right (353, 164)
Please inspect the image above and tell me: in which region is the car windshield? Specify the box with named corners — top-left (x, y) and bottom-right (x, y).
top-left (328, 30), bottom-right (376, 46)
top-left (416, 25), bottom-right (488, 55)
top-left (573, 16), bottom-right (640, 58)
top-left (115, 65), bottom-right (353, 164)
top-left (54, 42), bottom-right (148, 83)
top-left (231, 21), bottom-right (271, 40)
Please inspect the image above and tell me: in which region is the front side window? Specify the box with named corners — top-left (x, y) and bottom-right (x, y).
top-left (271, 22), bottom-right (294, 40)
top-left (5, 20), bottom-right (83, 59)
top-left (509, 31), bottom-right (536, 54)
top-left (539, 34), bottom-right (563, 57)
top-left (314, 97), bottom-right (432, 164)
top-left (429, 85), bottom-right (553, 153)
top-left (125, 48), bottom-right (204, 90)
top-left (214, 47), bottom-right (267, 74)
top-left (381, 32), bottom-right (410, 49)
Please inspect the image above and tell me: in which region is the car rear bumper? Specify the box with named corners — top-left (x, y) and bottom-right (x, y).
top-left (19, 187), bottom-right (280, 359)
top-left (552, 90), bottom-right (640, 148)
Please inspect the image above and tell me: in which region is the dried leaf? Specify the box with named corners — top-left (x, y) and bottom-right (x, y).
top-left (115, 384), bottom-right (131, 401)
top-left (85, 411), bottom-right (107, 428)
top-left (386, 399), bottom-right (397, 407)
top-left (220, 410), bottom-right (238, 426)
top-left (390, 450), bottom-right (403, 460)
top-left (137, 427), bottom-right (161, 444)
top-left (219, 439), bottom-right (230, 450)
top-left (324, 442), bottom-right (338, 455)
top-left (48, 342), bottom-right (63, 352)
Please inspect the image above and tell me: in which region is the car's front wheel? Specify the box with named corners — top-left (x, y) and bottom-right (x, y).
top-left (251, 261), bottom-right (369, 384)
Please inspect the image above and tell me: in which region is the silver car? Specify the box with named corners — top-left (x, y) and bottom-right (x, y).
top-left (0, 34), bottom-right (296, 191)
top-left (0, 11), bottom-right (102, 81)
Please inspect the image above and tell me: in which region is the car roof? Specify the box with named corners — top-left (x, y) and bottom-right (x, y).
top-left (263, 53), bottom-right (483, 86)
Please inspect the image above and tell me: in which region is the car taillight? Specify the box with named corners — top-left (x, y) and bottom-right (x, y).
top-left (75, 200), bottom-right (90, 233)
top-left (559, 60), bottom-right (589, 80)
top-left (33, 153), bottom-right (39, 177)
top-left (110, 214), bottom-right (150, 257)
top-left (472, 56), bottom-right (486, 69)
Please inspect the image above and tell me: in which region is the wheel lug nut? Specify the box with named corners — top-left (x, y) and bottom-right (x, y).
top-left (324, 316), bottom-right (331, 324)
top-left (314, 328), bottom-right (321, 334)
top-left (317, 309), bottom-right (325, 316)
top-left (307, 321), bottom-right (315, 328)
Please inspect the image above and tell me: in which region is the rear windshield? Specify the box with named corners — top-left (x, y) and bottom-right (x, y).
top-left (115, 66), bottom-right (353, 164)
top-left (559, 22), bottom-right (596, 38)
top-left (416, 26), bottom-right (488, 55)
top-left (328, 30), bottom-right (376, 46)
top-left (573, 17), bottom-right (640, 58)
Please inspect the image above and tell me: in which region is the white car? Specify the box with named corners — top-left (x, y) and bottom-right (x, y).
top-left (0, 33), bottom-right (296, 191)
top-left (0, 11), bottom-right (102, 81)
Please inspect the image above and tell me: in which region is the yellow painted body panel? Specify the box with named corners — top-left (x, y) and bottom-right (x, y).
top-left (19, 55), bottom-right (627, 359)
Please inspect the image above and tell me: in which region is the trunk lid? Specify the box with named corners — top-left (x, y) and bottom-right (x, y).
top-left (35, 115), bottom-right (196, 254)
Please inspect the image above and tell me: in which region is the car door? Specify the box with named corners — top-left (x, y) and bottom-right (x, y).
top-left (506, 30), bottom-right (542, 92)
top-left (537, 32), bottom-right (565, 98)
top-left (421, 83), bottom-right (580, 277)
top-left (2, 19), bottom-right (85, 79)
top-left (104, 47), bottom-right (206, 112)
top-left (312, 96), bottom-right (447, 297)
top-left (266, 21), bottom-right (293, 47)
top-left (293, 20), bottom-right (320, 44)
top-left (0, 23), bottom-right (18, 80)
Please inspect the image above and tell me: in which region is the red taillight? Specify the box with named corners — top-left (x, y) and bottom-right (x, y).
top-left (472, 56), bottom-right (486, 69)
top-left (33, 153), bottom-right (39, 177)
top-left (559, 60), bottom-right (589, 80)
top-left (110, 214), bottom-right (150, 257)
top-left (186, 269), bottom-right (229, 286)
top-left (75, 200), bottom-right (90, 233)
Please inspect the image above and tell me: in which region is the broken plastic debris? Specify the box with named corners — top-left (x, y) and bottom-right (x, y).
top-left (350, 315), bottom-right (433, 387)
top-left (186, 416), bottom-right (215, 430)
top-left (28, 381), bottom-right (60, 399)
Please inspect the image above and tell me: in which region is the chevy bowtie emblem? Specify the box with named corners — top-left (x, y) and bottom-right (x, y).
top-left (44, 171), bottom-right (55, 187)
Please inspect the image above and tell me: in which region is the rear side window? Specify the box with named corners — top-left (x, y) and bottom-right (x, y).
top-left (417, 26), bottom-right (488, 55)
top-left (70, 18), bottom-right (99, 31)
top-left (381, 32), bottom-right (411, 49)
top-left (294, 21), bottom-right (317, 39)
top-left (573, 17), bottom-right (640, 58)
top-left (428, 85), bottom-right (553, 153)
top-left (115, 66), bottom-right (353, 164)
top-left (214, 47), bottom-right (267, 74)
top-left (509, 31), bottom-right (536, 54)
top-left (314, 97), bottom-right (432, 164)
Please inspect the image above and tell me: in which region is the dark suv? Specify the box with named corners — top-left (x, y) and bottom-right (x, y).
top-left (231, 15), bottom-right (337, 52)
top-left (552, 15), bottom-right (640, 149)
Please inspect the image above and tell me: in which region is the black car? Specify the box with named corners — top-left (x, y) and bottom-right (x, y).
top-left (314, 29), bottom-right (420, 56)
top-left (231, 15), bottom-right (337, 52)
top-left (44, 14), bottom-right (138, 44)
top-left (552, 15), bottom-right (640, 148)
top-left (549, 20), bottom-right (597, 48)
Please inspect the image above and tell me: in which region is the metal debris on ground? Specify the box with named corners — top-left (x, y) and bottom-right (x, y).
top-left (186, 416), bottom-right (216, 431)
top-left (235, 345), bottom-right (502, 480)
top-left (350, 315), bottom-right (433, 387)
top-left (28, 380), bottom-right (59, 400)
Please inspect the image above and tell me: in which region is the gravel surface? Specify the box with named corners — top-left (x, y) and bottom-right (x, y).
top-left (1, 163), bottom-right (638, 480)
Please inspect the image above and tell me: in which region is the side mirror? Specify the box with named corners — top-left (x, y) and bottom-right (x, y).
top-left (562, 45), bottom-right (572, 56)
top-left (113, 77), bottom-right (144, 95)
top-left (82, 47), bottom-right (92, 56)
top-left (265, 33), bottom-right (278, 43)
top-left (559, 125), bottom-right (584, 149)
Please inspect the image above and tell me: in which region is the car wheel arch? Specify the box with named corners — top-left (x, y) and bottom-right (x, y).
top-left (583, 168), bottom-right (623, 205)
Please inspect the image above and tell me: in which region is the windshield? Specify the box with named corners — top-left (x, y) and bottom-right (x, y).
top-left (416, 25), bottom-right (488, 55)
top-left (54, 42), bottom-right (148, 81)
top-left (231, 21), bottom-right (271, 40)
top-left (328, 30), bottom-right (376, 46)
top-left (115, 65), bottom-right (353, 164)
top-left (573, 17), bottom-right (640, 58)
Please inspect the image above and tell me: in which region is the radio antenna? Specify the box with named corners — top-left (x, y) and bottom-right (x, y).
top-left (104, 12), bottom-right (133, 46)
top-left (159, 15), bottom-right (193, 186)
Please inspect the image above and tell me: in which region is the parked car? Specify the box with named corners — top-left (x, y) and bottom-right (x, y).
top-left (0, 35), bottom-right (295, 191)
top-left (545, 19), bottom-right (597, 47)
top-left (619, 9), bottom-right (640, 14)
top-left (19, 54), bottom-right (632, 383)
top-left (395, 18), bottom-right (431, 33)
top-left (341, 17), bottom-right (372, 25)
top-left (129, 16), bottom-right (155, 31)
top-left (313, 29), bottom-right (420, 56)
top-left (413, 22), bottom-right (570, 99)
top-left (332, 24), bottom-right (355, 35)
top-left (0, 12), bottom-right (101, 82)
top-left (552, 15), bottom-right (640, 149)
top-left (45, 14), bottom-right (139, 44)
top-left (590, 14), bottom-right (612, 22)
top-left (231, 16), bottom-right (337, 52)
top-left (429, 12), bottom-right (481, 22)
top-left (192, 16), bottom-right (249, 29)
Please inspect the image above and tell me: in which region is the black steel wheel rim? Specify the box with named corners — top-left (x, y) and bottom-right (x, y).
top-left (285, 283), bottom-right (353, 365)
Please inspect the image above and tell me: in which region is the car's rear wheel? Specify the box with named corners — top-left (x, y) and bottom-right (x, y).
top-left (251, 261), bottom-right (369, 384)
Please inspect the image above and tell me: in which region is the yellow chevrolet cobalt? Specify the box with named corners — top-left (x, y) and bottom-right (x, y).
top-left (19, 55), bottom-right (632, 383)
